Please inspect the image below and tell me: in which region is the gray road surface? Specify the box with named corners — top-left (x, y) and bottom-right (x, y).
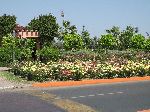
top-left (0, 81), bottom-right (150, 112)
top-left (0, 92), bottom-right (66, 112)
top-left (46, 81), bottom-right (150, 112)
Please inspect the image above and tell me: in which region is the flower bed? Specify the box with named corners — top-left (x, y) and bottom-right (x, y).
top-left (10, 59), bottom-right (150, 82)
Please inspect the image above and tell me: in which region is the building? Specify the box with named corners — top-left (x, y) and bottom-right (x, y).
top-left (14, 24), bottom-right (40, 49)
top-left (14, 24), bottom-right (40, 60)
top-left (14, 24), bottom-right (39, 38)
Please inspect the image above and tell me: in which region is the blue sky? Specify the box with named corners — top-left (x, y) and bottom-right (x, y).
top-left (0, 0), bottom-right (150, 37)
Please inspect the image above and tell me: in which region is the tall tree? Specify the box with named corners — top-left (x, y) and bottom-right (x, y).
top-left (106, 26), bottom-right (139, 50)
top-left (59, 20), bottom-right (77, 40)
top-left (144, 38), bottom-right (150, 51)
top-left (63, 34), bottom-right (83, 50)
top-left (0, 14), bottom-right (16, 46)
top-left (106, 26), bottom-right (121, 50)
top-left (131, 34), bottom-right (145, 49)
top-left (106, 26), bottom-right (120, 38)
top-left (27, 13), bottom-right (59, 47)
top-left (119, 26), bottom-right (138, 50)
top-left (98, 34), bottom-right (117, 50)
top-left (81, 26), bottom-right (91, 49)
top-left (63, 20), bottom-right (77, 34)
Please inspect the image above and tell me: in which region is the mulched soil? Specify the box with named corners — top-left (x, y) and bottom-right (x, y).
top-left (32, 76), bottom-right (150, 88)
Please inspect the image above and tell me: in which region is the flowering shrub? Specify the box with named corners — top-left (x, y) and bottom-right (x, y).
top-left (10, 59), bottom-right (150, 82)
top-left (36, 46), bottom-right (61, 62)
top-left (61, 50), bottom-right (107, 62)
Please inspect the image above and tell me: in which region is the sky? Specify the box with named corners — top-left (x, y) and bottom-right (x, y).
top-left (0, 0), bottom-right (150, 37)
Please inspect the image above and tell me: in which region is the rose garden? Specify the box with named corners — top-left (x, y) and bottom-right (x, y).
top-left (0, 14), bottom-right (150, 82)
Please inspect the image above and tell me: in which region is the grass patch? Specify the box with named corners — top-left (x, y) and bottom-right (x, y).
top-left (0, 71), bottom-right (29, 84)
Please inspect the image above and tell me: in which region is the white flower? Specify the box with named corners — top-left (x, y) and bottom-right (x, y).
top-left (30, 65), bottom-right (37, 72)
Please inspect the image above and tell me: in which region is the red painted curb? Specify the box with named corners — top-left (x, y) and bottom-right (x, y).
top-left (137, 109), bottom-right (150, 112)
top-left (32, 76), bottom-right (150, 88)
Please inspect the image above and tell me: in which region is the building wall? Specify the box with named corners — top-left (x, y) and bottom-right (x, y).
top-left (17, 31), bottom-right (39, 38)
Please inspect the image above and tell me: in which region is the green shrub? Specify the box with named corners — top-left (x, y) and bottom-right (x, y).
top-left (0, 34), bottom-right (35, 66)
top-left (131, 34), bottom-right (145, 49)
top-left (63, 34), bottom-right (83, 50)
top-left (98, 34), bottom-right (117, 50)
top-left (37, 46), bottom-right (61, 62)
top-left (61, 49), bottom-right (107, 62)
top-left (144, 38), bottom-right (150, 51)
top-left (0, 47), bottom-right (12, 66)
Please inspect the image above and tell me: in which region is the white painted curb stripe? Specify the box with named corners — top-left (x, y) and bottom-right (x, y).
top-left (0, 86), bottom-right (15, 90)
top-left (0, 85), bottom-right (31, 90)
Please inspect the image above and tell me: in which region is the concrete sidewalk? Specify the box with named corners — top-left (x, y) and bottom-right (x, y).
top-left (0, 67), bottom-right (11, 71)
top-left (0, 77), bottom-right (16, 89)
top-left (0, 76), bottom-right (31, 90)
top-left (0, 69), bottom-right (30, 90)
top-left (0, 67), bottom-right (16, 90)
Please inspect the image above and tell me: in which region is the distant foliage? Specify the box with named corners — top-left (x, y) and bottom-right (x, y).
top-left (106, 26), bottom-right (120, 39)
top-left (0, 34), bottom-right (35, 66)
top-left (0, 14), bottom-right (16, 46)
top-left (131, 34), bottom-right (145, 49)
top-left (119, 26), bottom-right (137, 50)
top-left (98, 34), bottom-right (117, 50)
top-left (62, 20), bottom-right (77, 35)
top-left (61, 49), bottom-right (107, 62)
top-left (106, 26), bottom-right (139, 50)
top-left (63, 34), bottom-right (83, 50)
top-left (36, 46), bottom-right (61, 62)
top-left (81, 29), bottom-right (91, 49)
top-left (58, 20), bottom-right (77, 41)
top-left (144, 38), bottom-right (150, 51)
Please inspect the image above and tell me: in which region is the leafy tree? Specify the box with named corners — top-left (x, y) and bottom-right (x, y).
top-left (0, 14), bottom-right (16, 46)
top-left (81, 26), bottom-right (91, 49)
top-left (106, 26), bottom-right (120, 49)
top-left (1, 34), bottom-right (35, 63)
top-left (59, 20), bottom-right (77, 40)
top-left (98, 34), bottom-right (117, 50)
top-left (106, 26), bottom-right (139, 50)
top-left (63, 20), bottom-right (77, 34)
top-left (119, 26), bottom-right (138, 50)
top-left (106, 26), bottom-right (120, 38)
top-left (90, 36), bottom-right (98, 50)
top-left (144, 38), bottom-right (150, 51)
top-left (27, 13), bottom-right (59, 47)
top-left (63, 34), bottom-right (83, 50)
top-left (131, 34), bottom-right (145, 49)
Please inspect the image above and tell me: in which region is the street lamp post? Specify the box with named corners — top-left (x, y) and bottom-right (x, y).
top-left (61, 11), bottom-right (64, 18)
top-left (61, 10), bottom-right (65, 28)
top-left (60, 11), bottom-right (65, 49)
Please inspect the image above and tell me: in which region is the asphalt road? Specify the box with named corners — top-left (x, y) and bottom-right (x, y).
top-left (0, 91), bottom-right (66, 112)
top-left (0, 81), bottom-right (150, 112)
top-left (46, 81), bottom-right (150, 112)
